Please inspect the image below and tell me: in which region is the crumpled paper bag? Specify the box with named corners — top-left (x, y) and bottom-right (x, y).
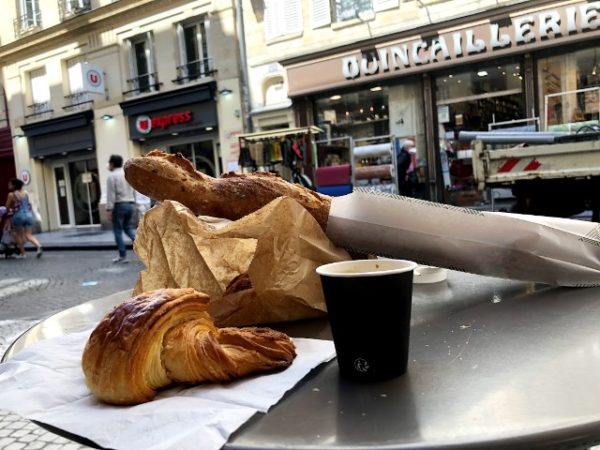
top-left (133, 197), bottom-right (350, 326)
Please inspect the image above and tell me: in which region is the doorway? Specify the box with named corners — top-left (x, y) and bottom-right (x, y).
top-left (169, 140), bottom-right (217, 176)
top-left (53, 157), bottom-right (101, 227)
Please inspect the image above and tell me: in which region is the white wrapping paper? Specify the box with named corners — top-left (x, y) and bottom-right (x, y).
top-left (0, 330), bottom-right (335, 450)
top-left (327, 191), bottom-right (600, 287)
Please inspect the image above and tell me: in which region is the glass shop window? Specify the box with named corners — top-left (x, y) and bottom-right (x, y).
top-left (435, 61), bottom-right (525, 206)
top-left (538, 46), bottom-right (600, 132)
top-left (315, 86), bottom-right (389, 141)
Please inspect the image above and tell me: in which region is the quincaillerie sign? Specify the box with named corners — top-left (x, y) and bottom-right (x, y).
top-left (285, 1), bottom-right (600, 95)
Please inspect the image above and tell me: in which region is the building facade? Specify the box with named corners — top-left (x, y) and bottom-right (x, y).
top-left (0, 87), bottom-right (16, 206)
top-left (242, 0), bottom-right (600, 204)
top-left (1, 0), bottom-right (244, 231)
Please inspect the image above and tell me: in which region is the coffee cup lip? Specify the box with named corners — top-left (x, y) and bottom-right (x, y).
top-left (316, 259), bottom-right (418, 278)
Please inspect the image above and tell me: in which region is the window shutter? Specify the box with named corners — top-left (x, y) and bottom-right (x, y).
top-left (283, 0), bottom-right (303, 34)
top-left (372, 0), bottom-right (398, 12)
top-left (126, 39), bottom-right (136, 79)
top-left (264, 0), bottom-right (279, 40)
top-left (176, 23), bottom-right (186, 65)
top-left (311, 0), bottom-right (331, 29)
top-left (146, 32), bottom-right (155, 78)
top-left (265, 0), bottom-right (302, 40)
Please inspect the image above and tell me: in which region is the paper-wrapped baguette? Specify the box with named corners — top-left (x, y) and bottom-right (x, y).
top-left (124, 150), bottom-right (331, 229)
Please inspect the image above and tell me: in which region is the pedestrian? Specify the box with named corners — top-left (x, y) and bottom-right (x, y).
top-left (5, 178), bottom-right (43, 259)
top-left (397, 139), bottom-right (416, 196)
top-left (106, 154), bottom-right (136, 263)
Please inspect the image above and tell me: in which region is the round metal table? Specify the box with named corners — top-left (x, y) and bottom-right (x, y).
top-left (4, 271), bottom-right (600, 450)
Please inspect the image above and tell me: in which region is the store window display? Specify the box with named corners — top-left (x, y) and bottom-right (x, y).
top-left (169, 141), bottom-right (217, 177)
top-left (315, 86), bottom-right (389, 141)
top-left (538, 46), bottom-right (600, 132)
top-left (435, 61), bottom-right (525, 206)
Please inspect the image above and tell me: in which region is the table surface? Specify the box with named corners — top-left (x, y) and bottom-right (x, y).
top-left (4, 272), bottom-right (600, 450)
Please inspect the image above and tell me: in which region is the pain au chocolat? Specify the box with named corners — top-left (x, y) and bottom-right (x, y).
top-left (81, 288), bottom-right (296, 405)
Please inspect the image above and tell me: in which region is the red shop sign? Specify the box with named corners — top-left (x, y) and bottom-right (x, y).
top-left (135, 111), bottom-right (193, 134)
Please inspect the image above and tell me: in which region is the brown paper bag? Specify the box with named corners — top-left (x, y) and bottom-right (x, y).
top-left (133, 197), bottom-right (350, 326)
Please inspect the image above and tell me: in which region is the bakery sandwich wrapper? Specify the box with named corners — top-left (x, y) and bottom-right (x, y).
top-left (327, 190), bottom-right (600, 287)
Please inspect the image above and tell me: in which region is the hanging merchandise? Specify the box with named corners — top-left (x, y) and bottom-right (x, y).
top-left (237, 126), bottom-right (323, 188)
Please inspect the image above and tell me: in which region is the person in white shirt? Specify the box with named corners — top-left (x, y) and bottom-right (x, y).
top-left (106, 154), bottom-right (136, 263)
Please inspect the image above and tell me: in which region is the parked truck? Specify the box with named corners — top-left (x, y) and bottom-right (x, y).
top-left (461, 131), bottom-right (600, 221)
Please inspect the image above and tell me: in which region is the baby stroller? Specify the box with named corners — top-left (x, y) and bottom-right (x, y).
top-left (0, 206), bottom-right (18, 258)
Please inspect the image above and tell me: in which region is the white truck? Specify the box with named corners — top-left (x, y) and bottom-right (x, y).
top-left (465, 132), bottom-right (600, 221)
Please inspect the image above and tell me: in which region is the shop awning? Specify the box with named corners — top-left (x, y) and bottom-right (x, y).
top-left (119, 82), bottom-right (215, 116)
top-left (238, 126), bottom-right (323, 141)
top-left (22, 110), bottom-right (95, 158)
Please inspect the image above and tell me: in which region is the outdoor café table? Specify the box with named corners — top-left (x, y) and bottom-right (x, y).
top-left (4, 270), bottom-right (600, 450)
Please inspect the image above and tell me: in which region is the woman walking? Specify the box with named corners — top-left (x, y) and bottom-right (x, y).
top-left (5, 178), bottom-right (42, 258)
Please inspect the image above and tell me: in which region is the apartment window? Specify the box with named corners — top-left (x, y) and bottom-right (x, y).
top-left (264, 0), bottom-right (303, 40)
top-left (28, 68), bottom-right (51, 116)
top-left (15, 0), bottom-right (41, 34)
top-left (175, 16), bottom-right (211, 83)
top-left (126, 33), bottom-right (157, 95)
top-left (64, 58), bottom-right (91, 110)
top-left (60, 0), bottom-right (91, 19)
top-left (310, 0), bottom-right (398, 28)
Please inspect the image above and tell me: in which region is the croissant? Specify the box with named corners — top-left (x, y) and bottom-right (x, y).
top-left (81, 288), bottom-right (296, 405)
top-left (123, 150), bottom-right (332, 229)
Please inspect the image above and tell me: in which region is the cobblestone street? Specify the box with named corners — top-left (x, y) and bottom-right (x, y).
top-left (0, 250), bottom-right (143, 450)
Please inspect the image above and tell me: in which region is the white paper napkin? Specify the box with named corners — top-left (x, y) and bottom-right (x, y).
top-left (0, 329), bottom-right (335, 450)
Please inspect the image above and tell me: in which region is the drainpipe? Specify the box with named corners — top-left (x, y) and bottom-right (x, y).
top-left (235, 0), bottom-right (253, 133)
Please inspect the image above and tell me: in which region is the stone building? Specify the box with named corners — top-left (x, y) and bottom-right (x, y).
top-left (1, 0), bottom-right (245, 230)
top-left (242, 0), bottom-right (600, 202)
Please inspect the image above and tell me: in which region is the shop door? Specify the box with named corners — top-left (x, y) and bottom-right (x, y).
top-left (169, 140), bottom-right (217, 176)
top-left (68, 159), bottom-right (101, 226)
top-left (53, 165), bottom-right (72, 227)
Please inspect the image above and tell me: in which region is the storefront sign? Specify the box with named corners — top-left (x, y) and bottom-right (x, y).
top-left (285, 1), bottom-right (600, 95)
top-left (21, 169), bottom-right (31, 185)
top-left (134, 111), bottom-right (193, 135)
top-left (126, 102), bottom-right (217, 140)
top-left (81, 172), bottom-right (93, 184)
top-left (82, 63), bottom-right (105, 95)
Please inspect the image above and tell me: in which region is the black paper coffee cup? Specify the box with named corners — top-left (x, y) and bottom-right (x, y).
top-left (317, 259), bottom-right (417, 381)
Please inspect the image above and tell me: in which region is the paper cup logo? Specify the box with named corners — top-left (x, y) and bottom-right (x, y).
top-left (135, 115), bottom-right (152, 134)
top-left (354, 357), bottom-right (370, 373)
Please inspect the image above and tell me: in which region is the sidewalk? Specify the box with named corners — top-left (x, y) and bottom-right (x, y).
top-left (35, 228), bottom-right (133, 251)
top-left (1, 229), bottom-right (135, 449)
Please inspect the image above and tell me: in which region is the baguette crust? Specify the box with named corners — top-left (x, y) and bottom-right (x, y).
top-left (124, 150), bottom-right (332, 229)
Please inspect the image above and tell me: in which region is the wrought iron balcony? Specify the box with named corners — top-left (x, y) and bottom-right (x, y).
top-left (59, 0), bottom-right (92, 20)
top-left (25, 102), bottom-right (53, 121)
top-left (13, 10), bottom-right (42, 38)
top-left (63, 91), bottom-right (93, 111)
top-left (173, 57), bottom-right (215, 84)
top-left (123, 72), bottom-right (162, 97)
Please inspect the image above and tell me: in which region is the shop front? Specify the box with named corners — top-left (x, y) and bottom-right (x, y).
top-left (21, 110), bottom-right (100, 229)
top-left (120, 83), bottom-right (220, 176)
top-left (283, 0), bottom-right (600, 205)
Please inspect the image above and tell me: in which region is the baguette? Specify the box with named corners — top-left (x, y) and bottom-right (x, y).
top-left (124, 150), bottom-right (332, 229)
